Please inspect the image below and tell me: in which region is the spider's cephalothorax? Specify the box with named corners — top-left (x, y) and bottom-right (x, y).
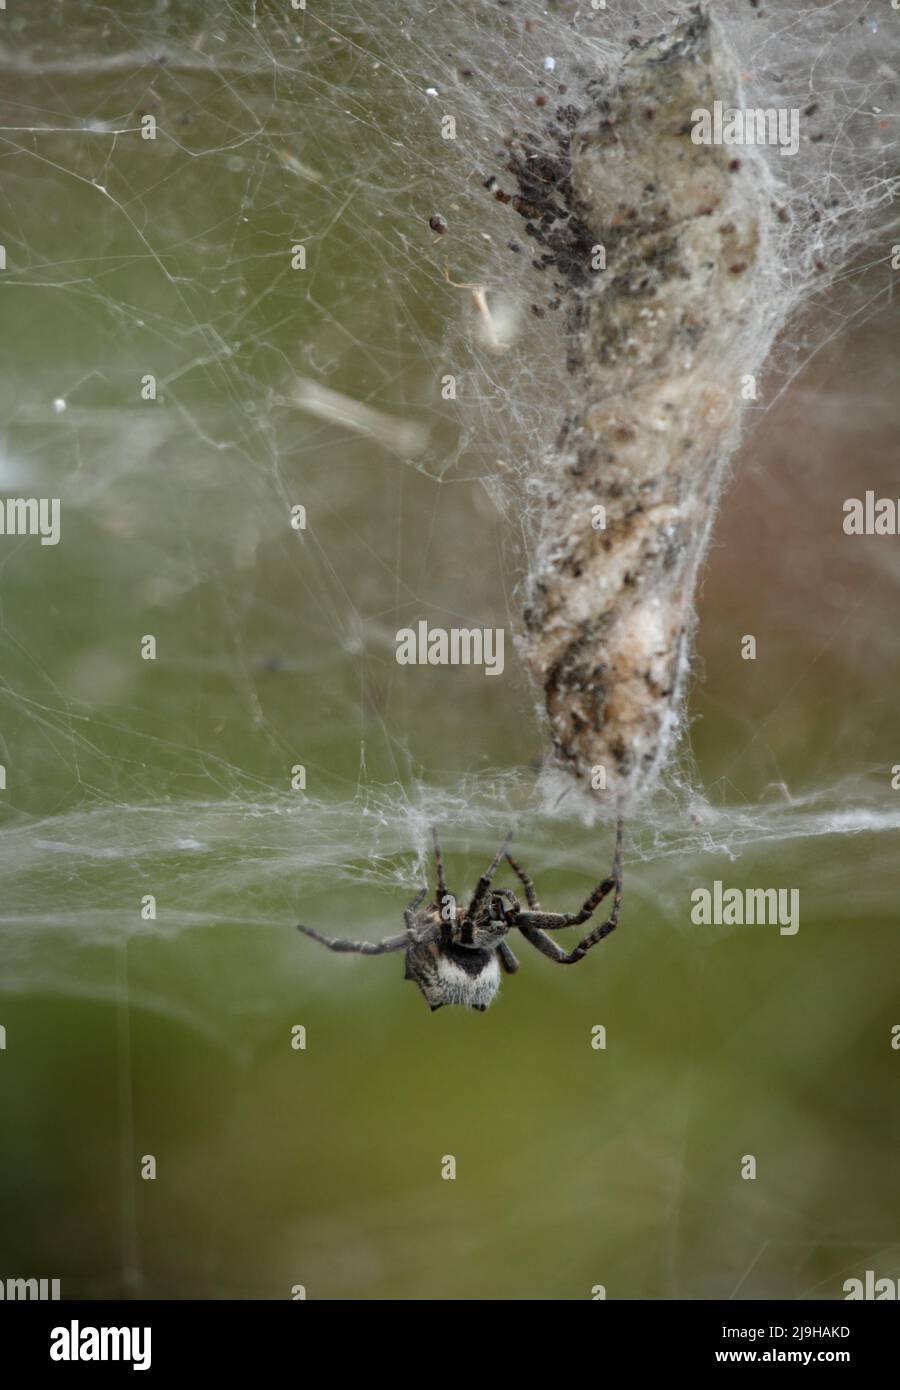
top-left (297, 821), bottom-right (623, 1012)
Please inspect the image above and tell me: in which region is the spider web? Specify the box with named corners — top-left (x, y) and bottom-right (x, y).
top-left (0, 0), bottom-right (898, 957)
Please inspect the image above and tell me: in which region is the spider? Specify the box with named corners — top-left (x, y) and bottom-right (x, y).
top-left (296, 820), bottom-right (623, 1012)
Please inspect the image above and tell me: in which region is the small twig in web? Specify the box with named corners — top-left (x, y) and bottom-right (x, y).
top-left (443, 263), bottom-right (515, 353)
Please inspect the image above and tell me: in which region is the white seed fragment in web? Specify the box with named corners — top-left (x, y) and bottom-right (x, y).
top-left (277, 150), bottom-right (323, 182)
top-left (292, 379), bottom-right (429, 458)
top-left (471, 288), bottom-right (520, 353)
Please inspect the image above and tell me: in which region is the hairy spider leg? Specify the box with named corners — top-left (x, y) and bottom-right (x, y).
top-left (432, 827), bottom-right (448, 902)
top-left (497, 940), bottom-right (520, 974)
top-left (296, 923), bottom-right (409, 955)
top-left (464, 830), bottom-right (513, 923)
top-left (404, 885), bottom-right (429, 939)
top-left (297, 887), bottom-right (437, 957)
top-left (515, 819), bottom-right (624, 965)
top-left (431, 828), bottom-right (458, 939)
top-left (505, 851), bottom-right (540, 909)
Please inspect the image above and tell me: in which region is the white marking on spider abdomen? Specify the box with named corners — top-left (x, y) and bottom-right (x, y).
top-left (436, 951), bottom-right (501, 1009)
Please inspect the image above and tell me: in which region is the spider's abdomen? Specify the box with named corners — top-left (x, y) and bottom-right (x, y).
top-left (404, 939), bottom-right (501, 1012)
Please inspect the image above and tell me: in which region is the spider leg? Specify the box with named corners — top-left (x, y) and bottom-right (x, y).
top-left (516, 923), bottom-right (573, 964)
top-left (516, 820), bottom-right (622, 930)
top-left (497, 940), bottom-right (520, 974)
top-left (431, 826), bottom-right (448, 902)
top-left (516, 891), bottom-right (613, 933)
top-left (505, 852), bottom-right (540, 909)
top-left (464, 830), bottom-right (513, 921)
top-left (406, 888), bottom-right (444, 947)
top-left (516, 820), bottom-right (624, 965)
top-left (298, 882), bottom-right (440, 957)
top-left (297, 923), bottom-right (409, 955)
top-left (404, 886), bottom-right (428, 938)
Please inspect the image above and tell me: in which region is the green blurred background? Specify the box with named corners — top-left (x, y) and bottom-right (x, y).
top-left (0, 0), bottom-right (897, 1300)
